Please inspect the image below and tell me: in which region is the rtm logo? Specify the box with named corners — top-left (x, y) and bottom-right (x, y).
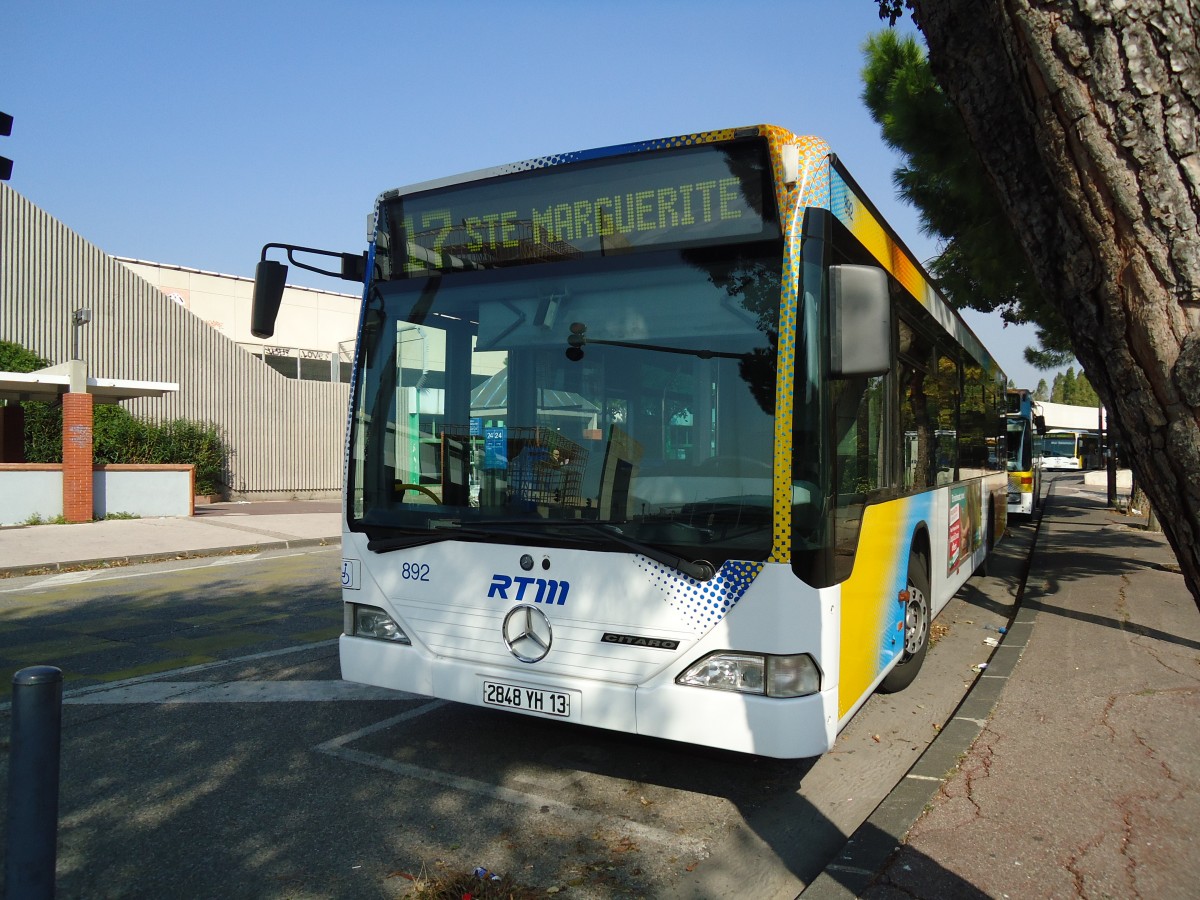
top-left (488, 575), bottom-right (570, 606)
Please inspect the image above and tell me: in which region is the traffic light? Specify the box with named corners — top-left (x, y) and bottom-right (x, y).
top-left (0, 112), bottom-right (12, 181)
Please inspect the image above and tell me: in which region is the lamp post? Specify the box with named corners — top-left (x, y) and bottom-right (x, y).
top-left (70, 308), bottom-right (92, 361)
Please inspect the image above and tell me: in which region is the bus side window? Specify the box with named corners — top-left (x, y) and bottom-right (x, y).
top-left (959, 364), bottom-right (992, 476)
top-left (830, 373), bottom-right (886, 582)
top-left (929, 353), bottom-right (960, 484)
top-left (901, 362), bottom-right (933, 490)
top-left (898, 317), bottom-right (937, 492)
top-left (831, 375), bottom-right (886, 496)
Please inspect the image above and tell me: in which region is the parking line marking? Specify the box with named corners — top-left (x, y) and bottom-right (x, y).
top-left (316, 701), bottom-right (449, 749)
top-left (0, 549), bottom-right (331, 593)
top-left (64, 680), bottom-right (406, 704)
top-left (0, 639), bottom-right (340, 712)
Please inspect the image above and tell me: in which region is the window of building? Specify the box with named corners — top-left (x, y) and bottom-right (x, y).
top-left (239, 343), bottom-right (341, 382)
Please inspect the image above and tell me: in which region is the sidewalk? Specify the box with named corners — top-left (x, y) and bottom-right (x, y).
top-left (807, 477), bottom-right (1200, 898)
top-left (0, 500), bottom-right (342, 577)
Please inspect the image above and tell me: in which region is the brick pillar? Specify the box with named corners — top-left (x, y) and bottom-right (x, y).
top-left (62, 393), bottom-right (94, 523)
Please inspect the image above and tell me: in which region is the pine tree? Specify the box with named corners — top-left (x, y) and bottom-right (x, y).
top-left (1073, 372), bottom-right (1101, 408)
top-left (1062, 368), bottom-right (1078, 404)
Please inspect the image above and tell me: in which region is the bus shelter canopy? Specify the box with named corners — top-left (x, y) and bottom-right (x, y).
top-left (0, 365), bottom-right (178, 405)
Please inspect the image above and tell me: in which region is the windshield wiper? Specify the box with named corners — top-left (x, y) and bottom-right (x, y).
top-left (366, 523), bottom-right (585, 553)
top-left (366, 520), bottom-right (716, 581)
top-left (474, 519), bottom-right (717, 582)
top-left (431, 523), bottom-right (595, 547)
top-left (366, 531), bottom-right (460, 553)
top-left (587, 523), bottom-right (717, 581)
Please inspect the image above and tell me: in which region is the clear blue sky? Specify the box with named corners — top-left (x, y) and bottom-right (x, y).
top-left (4, 0), bottom-right (1058, 390)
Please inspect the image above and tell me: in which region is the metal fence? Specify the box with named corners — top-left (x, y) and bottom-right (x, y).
top-left (0, 183), bottom-right (349, 498)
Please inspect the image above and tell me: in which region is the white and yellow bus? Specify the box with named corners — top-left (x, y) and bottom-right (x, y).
top-left (1041, 429), bottom-right (1101, 471)
top-left (1006, 388), bottom-right (1043, 519)
top-left (254, 125), bottom-right (1009, 758)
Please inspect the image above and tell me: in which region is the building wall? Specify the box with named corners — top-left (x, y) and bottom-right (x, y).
top-left (0, 464), bottom-right (195, 525)
top-left (0, 183), bottom-right (349, 498)
top-left (1038, 400), bottom-right (1107, 432)
top-left (116, 258), bottom-right (362, 380)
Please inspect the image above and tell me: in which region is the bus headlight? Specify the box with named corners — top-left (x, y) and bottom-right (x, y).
top-left (347, 604), bottom-right (411, 644)
top-left (676, 652), bottom-right (820, 698)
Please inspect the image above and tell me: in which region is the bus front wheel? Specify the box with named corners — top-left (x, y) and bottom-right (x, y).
top-left (878, 553), bottom-right (930, 693)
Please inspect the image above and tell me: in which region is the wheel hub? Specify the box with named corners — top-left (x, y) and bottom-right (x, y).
top-left (903, 584), bottom-right (929, 656)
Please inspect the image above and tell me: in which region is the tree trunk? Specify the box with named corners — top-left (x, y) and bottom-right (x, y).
top-left (909, 0), bottom-right (1200, 605)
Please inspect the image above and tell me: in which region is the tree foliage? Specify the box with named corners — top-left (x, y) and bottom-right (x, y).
top-left (0, 339), bottom-right (50, 373)
top-left (1050, 367), bottom-right (1101, 407)
top-left (860, 30), bottom-right (1070, 352)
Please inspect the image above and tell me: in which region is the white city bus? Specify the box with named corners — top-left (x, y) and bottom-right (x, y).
top-left (254, 125), bottom-right (1009, 758)
top-left (1041, 429), bottom-right (1101, 470)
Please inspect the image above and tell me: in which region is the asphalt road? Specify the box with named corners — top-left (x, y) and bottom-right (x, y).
top-left (0, 528), bottom-right (1034, 899)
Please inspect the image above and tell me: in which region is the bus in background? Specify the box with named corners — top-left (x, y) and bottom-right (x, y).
top-left (1041, 429), bottom-right (1102, 470)
top-left (252, 125), bottom-right (1009, 759)
top-left (1080, 431), bottom-right (1103, 469)
top-left (1005, 388), bottom-right (1043, 520)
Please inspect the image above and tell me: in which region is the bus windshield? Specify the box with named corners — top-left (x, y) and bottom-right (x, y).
top-left (347, 243), bottom-right (784, 568)
top-left (1043, 434), bottom-right (1078, 458)
top-left (1006, 417), bottom-right (1031, 471)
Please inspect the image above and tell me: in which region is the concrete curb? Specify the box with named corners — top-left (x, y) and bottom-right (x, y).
top-left (800, 490), bottom-right (1050, 899)
top-left (0, 535), bottom-right (339, 580)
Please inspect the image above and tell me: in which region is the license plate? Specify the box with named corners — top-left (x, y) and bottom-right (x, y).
top-left (482, 680), bottom-right (572, 718)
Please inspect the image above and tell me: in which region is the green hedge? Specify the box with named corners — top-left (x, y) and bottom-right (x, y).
top-left (94, 408), bottom-right (229, 496)
top-left (23, 404), bottom-right (228, 495)
top-left (22, 401), bottom-right (64, 464)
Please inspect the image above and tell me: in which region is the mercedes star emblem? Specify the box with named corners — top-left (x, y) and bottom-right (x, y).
top-left (502, 604), bottom-right (553, 663)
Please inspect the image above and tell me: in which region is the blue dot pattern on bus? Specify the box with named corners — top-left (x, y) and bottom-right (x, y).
top-left (636, 558), bottom-right (766, 631)
top-left (475, 131), bottom-right (740, 176)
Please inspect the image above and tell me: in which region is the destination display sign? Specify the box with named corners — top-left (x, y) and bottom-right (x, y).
top-left (385, 138), bottom-right (779, 276)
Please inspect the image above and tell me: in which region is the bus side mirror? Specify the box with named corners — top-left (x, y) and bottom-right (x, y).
top-left (251, 259), bottom-right (288, 339)
top-left (1034, 414), bottom-right (1047, 435)
top-left (830, 264), bottom-right (890, 378)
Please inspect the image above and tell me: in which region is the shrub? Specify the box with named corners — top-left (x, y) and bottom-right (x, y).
top-left (92, 407), bottom-right (228, 495)
top-left (2, 342), bottom-right (60, 461)
top-left (154, 418), bottom-right (227, 496)
top-left (23, 401), bottom-right (64, 463)
top-left (0, 340), bottom-right (50, 373)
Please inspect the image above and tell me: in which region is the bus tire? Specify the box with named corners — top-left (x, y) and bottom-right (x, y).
top-left (878, 551), bottom-right (931, 693)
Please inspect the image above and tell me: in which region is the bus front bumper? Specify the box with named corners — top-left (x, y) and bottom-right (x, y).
top-left (340, 634), bottom-right (838, 759)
